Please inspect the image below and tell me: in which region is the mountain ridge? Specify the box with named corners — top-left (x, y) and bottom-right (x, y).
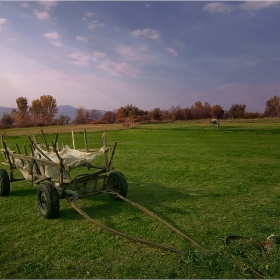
top-left (0, 105), bottom-right (105, 121)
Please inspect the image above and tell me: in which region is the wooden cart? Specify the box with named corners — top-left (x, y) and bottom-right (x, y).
top-left (0, 130), bottom-right (128, 219)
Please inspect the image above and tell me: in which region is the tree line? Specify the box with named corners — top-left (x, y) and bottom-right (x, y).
top-left (1, 95), bottom-right (280, 129)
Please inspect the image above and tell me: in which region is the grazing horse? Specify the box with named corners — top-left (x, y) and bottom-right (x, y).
top-left (211, 118), bottom-right (220, 128)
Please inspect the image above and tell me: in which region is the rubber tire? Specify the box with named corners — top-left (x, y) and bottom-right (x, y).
top-left (37, 183), bottom-right (60, 219)
top-left (0, 169), bottom-right (10, 196)
top-left (107, 171), bottom-right (128, 201)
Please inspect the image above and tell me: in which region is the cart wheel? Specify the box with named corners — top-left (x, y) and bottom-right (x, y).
top-left (37, 183), bottom-right (60, 219)
top-left (107, 171), bottom-right (128, 201)
top-left (0, 169), bottom-right (10, 196)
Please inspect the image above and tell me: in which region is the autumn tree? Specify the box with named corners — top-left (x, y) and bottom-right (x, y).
top-left (244, 111), bottom-right (261, 119)
top-left (0, 113), bottom-right (14, 128)
top-left (101, 110), bottom-right (116, 124)
top-left (115, 107), bottom-right (125, 123)
top-left (169, 105), bottom-right (184, 121)
top-left (74, 107), bottom-right (102, 124)
top-left (183, 107), bottom-right (192, 120)
top-left (264, 95), bottom-right (280, 117)
top-left (88, 109), bottom-right (103, 121)
top-left (160, 109), bottom-right (172, 121)
top-left (12, 97), bottom-right (31, 127)
top-left (115, 104), bottom-right (146, 123)
top-left (29, 95), bottom-right (58, 126)
top-left (40, 95), bottom-right (58, 125)
top-left (190, 101), bottom-right (211, 119)
top-left (211, 105), bottom-right (224, 119)
top-left (55, 114), bottom-right (71, 125)
top-left (228, 104), bottom-right (246, 119)
top-left (149, 108), bottom-right (162, 121)
top-left (74, 107), bottom-right (87, 124)
top-left (29, 99), bottom-right (43, 126)
top-left (125, 104), bottom-right (145, 118)
top-left (202, 102), bottom-right (211, 118)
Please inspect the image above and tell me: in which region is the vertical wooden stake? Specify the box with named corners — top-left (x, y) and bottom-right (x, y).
top-left (41, 129), bottom-right (49, 151)
top-left (72, 130), bottom-right (76, 150)
top-left (84, 129), bottom-right (88, 151)
top-left (102, 133), bottom-right (109, 171)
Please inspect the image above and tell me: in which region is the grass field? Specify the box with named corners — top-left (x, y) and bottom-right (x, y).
top-left (0, 119), bottom-right (280, 278)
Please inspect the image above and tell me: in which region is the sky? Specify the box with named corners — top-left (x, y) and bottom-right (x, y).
top-left (0, 1), bottom-right (280, 113)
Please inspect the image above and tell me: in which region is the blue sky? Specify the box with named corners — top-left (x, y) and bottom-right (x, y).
top-left (0, 1), bottom-right (280, 113)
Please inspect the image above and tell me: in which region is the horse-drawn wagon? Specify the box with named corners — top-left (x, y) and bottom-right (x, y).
top-left (0, 130), bottom-right (128, 218)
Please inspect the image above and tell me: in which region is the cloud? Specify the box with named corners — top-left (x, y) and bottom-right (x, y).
top-left (76, 36), bottom-right (88, 43)
top-left (34, 9), bottom-right (50, 20)
top-left (97, 59), bottom-right (140, 77)
top-left (83, 43), bottom-right (153, 79)
top-left (204, 1), bottom-right (280, 14)
top-left (44, 31), bottom-right (63, 47)
top-left (37, 1), bottom-right (58, 11)
top-left (69, 51), bottom-right (106, 66)
top-left (115, 43), bottom-right (154, 62)
top-left (83, 12), bottom-right (94, 21)
top-left (51, 41), bottom-right (64, 47)
top-left (216, 83), bottom-right (240, 91)
top-left (0, 18), bottom-right (8, 25)
top-left (20, 2), bottom-right (29, 8)
top-left (203, 3), bottom-right (235, 14)
top-left (245, 56), bottom-right (280, 67)
top-left (44, 31), bottom-right (60, 40)
top-left (166, 48), bottom-right (178, 56)
top-left (33, 1), bottom-right (57, 20)
top-left (88, 20), bottom-right (104, 30)
top-left (131, 28), bottom-right (160, 41)
top-left (239, 1), bottom-right (280, 12)
top-left (69, 51), bottom-right (92, 66)
top-left (92, 51), bottom-right (106, 62)
top-left (83, 12), bottom-right (104, 29)
top-left (0, 18), bottom-right (8, 31)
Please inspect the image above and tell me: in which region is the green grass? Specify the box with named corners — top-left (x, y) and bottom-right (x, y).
top-left (1, 119), bottom-right (280, 278)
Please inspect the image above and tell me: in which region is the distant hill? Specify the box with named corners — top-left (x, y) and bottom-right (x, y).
top-left (56, 106), bottom-right (106, 121)
top-left (0, 105), bottom-right (78, 121)
top-left (0, 105), bottom-right (105, 122)
top-left (0, 106), bottom-right (14, 117)
top-left (56, 105), bottom-right (77, 121)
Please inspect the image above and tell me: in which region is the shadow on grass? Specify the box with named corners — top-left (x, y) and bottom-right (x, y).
top-left (57, 193), bottom-right (124, 221)
top-left (10, 187), bottom-right (36, 197)
top-left (55, 180), bottom-right (212, 244)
